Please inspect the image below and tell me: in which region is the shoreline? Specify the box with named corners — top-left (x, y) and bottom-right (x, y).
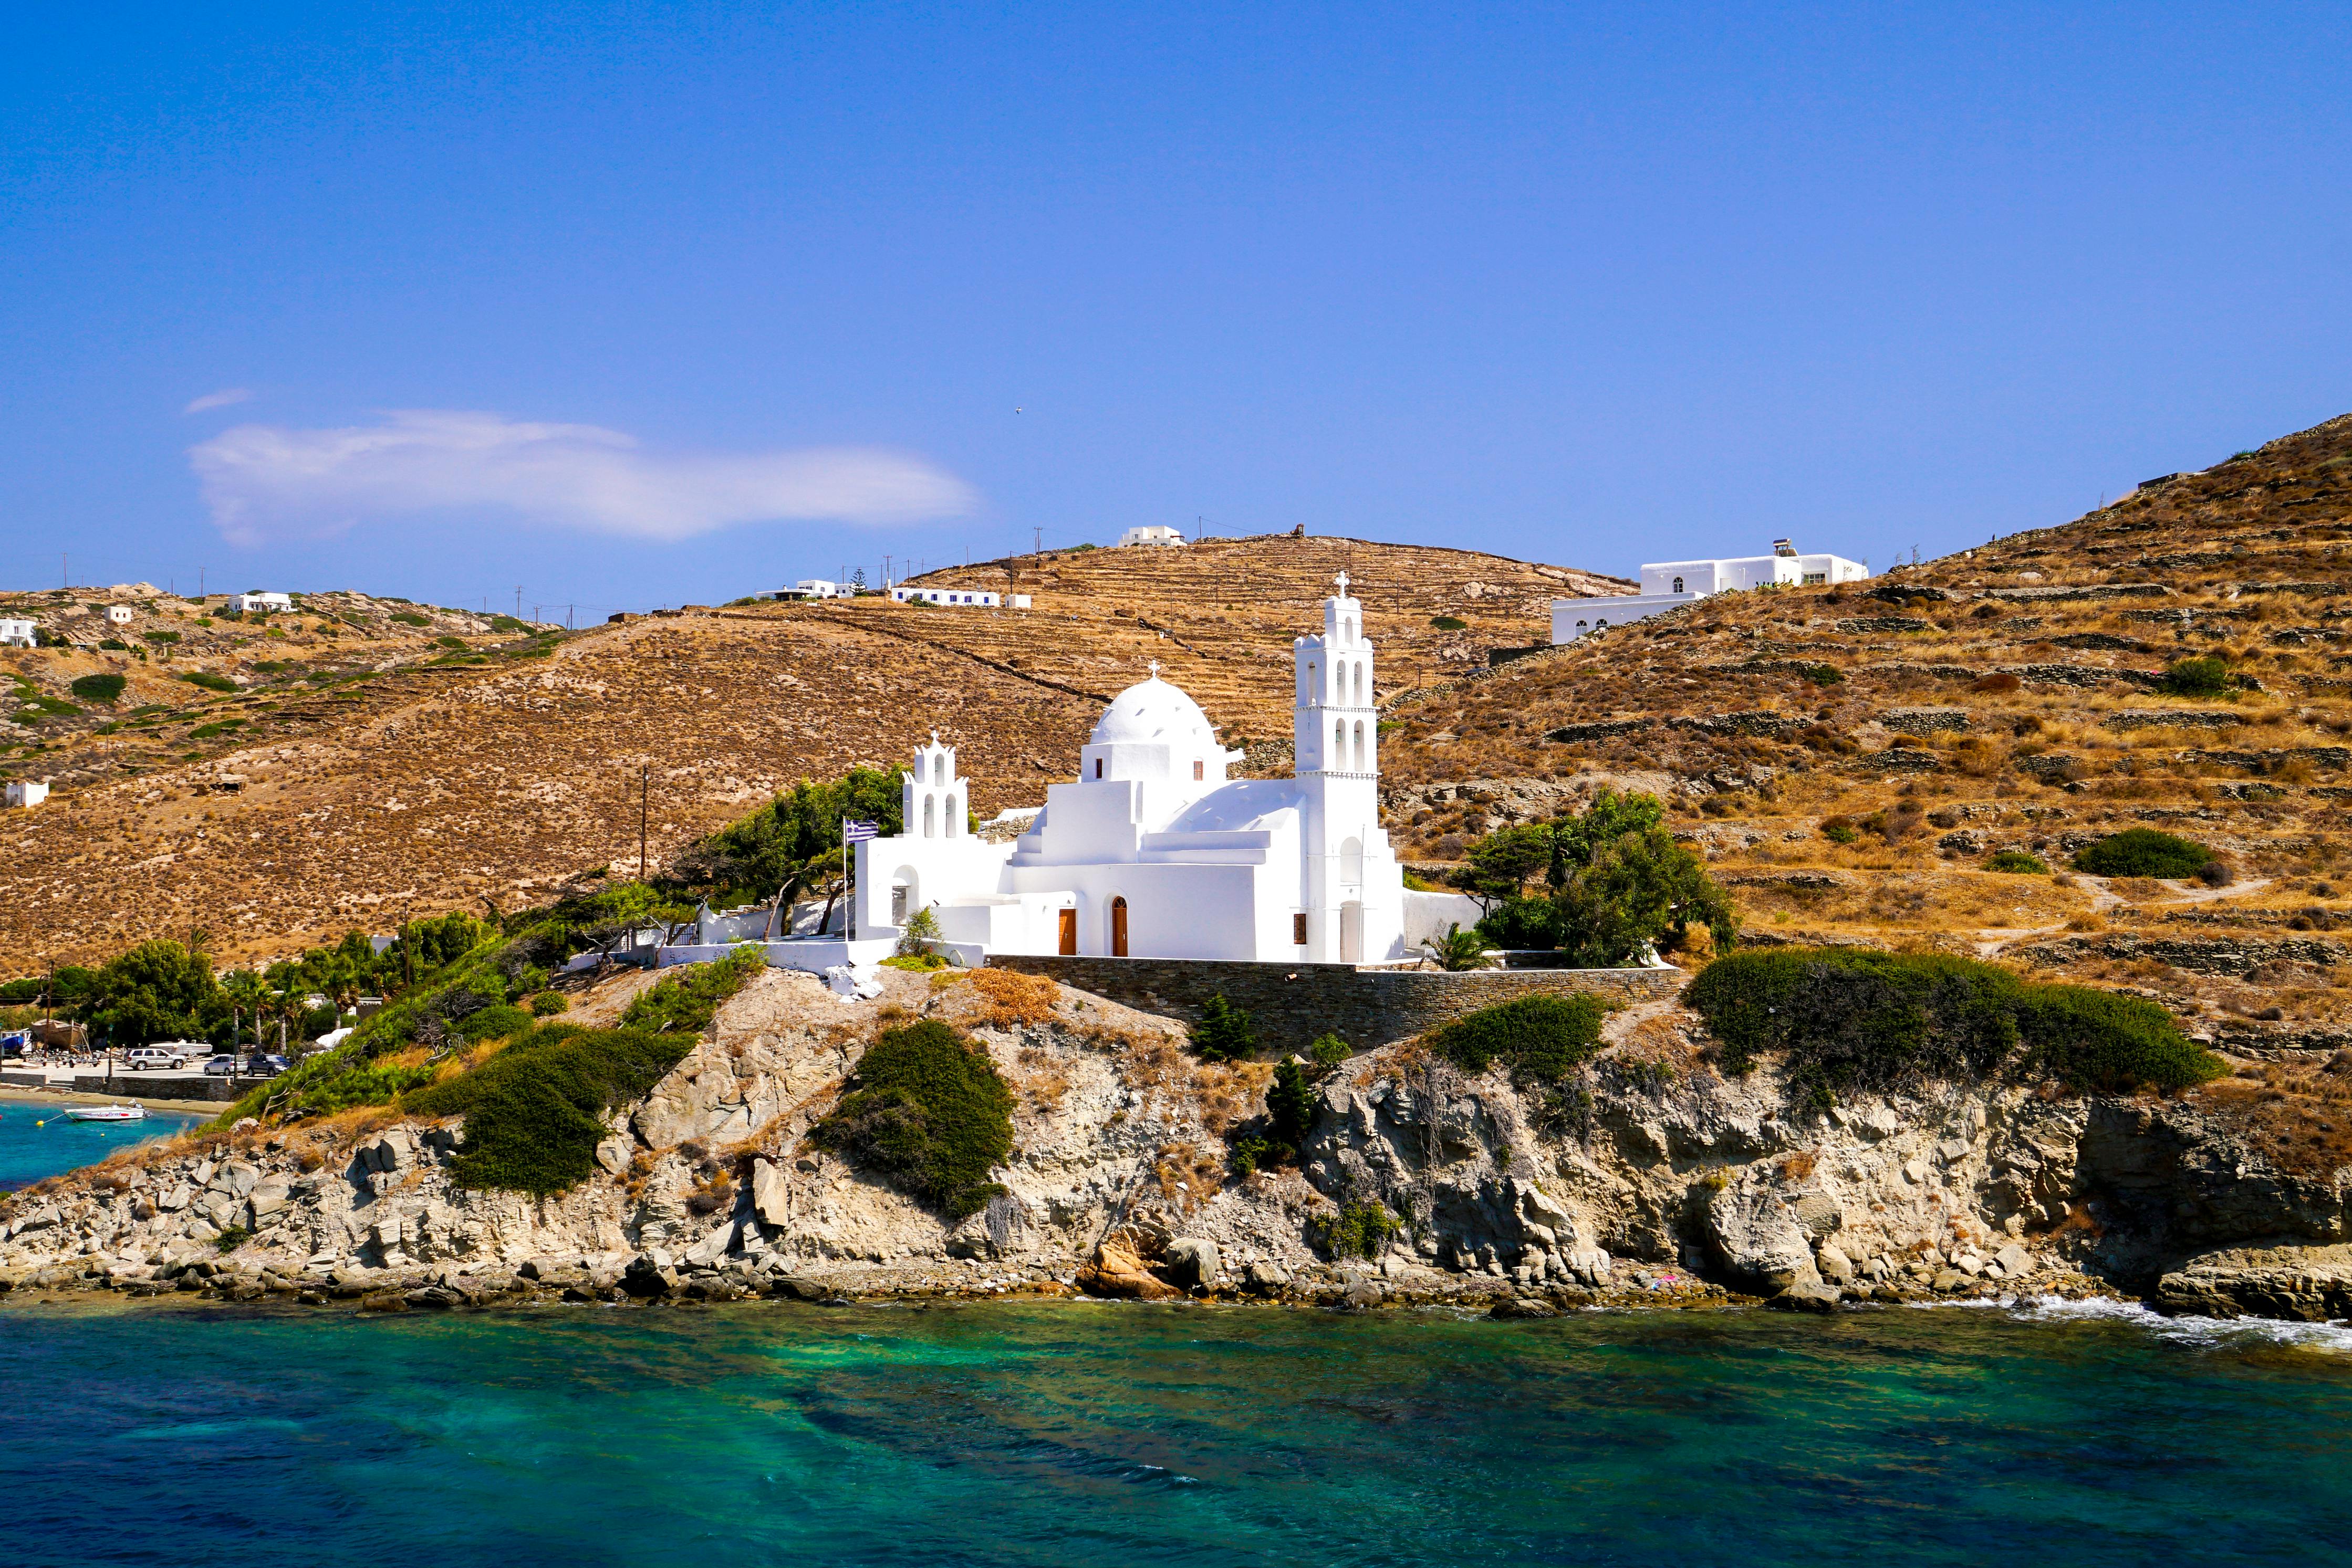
top-left (0, 1086), bottom-right (225, 1116)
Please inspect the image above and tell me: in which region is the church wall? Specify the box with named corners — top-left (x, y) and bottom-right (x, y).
top-left (981, 955), bottom-right (1684, 1052)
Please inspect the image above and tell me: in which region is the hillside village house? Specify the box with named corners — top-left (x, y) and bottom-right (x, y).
top-left (0, 618), bottom-right (34, 649)
top-left (105, 605), bottom-right (134, 625)
top-left (1118, 526), bottom-right (1185, 547)
top-left (777, 580), bottom-right (840, 600)
top-left (4, 780), bottom-right (50, 809)
top-left (1552, 538), bottom-right (1869, 643)
top-left (889, 586), bottom-right (1003, 608)
top-left (850, 575), bottom-right (1418, 963)
top-left (227, 591), bottom-right (293, 614)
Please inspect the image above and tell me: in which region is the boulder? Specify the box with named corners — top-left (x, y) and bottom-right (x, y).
top-left (248, 1177), bottom-right (291, 1219)
top-left (1702, 1184), bottom-right (1824, 1295)
top-left (1995, 1243), bottom-right (2032, 1278)
top-left (1490, 1296), bottom-right (1558, 1319)
top-left (683, 1220), bottom-right (740, 1268)
top-left (220, 1161), bottom-right (263, 1199)
top-left (1078, 1237), bottom-right (1182, 1301)
top-left (751, 1158), bottom-right (791, 1228)
top-left (1161, 1237), bottom-right (1222, 1290)
top-left (1241, 1261), bottom-right (1292, 1294)
top-left (1768, 1281), bottom-right (1841, 1314)
top-left (1815, 1242), bottom-right (1855, 1283)
top-left (594, 1138), bottom-right (633, 1178)
top-left (1789, 1193), bottom-right (1843, 1237)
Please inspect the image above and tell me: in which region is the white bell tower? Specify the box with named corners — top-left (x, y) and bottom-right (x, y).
top-left (1291, 573), bottom-right (1397, 963)
top-left (902, 731), bottom-right (966, 841)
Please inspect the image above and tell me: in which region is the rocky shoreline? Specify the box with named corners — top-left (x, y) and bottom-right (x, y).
top-left (4, 965), bottom-right (2347, 1325)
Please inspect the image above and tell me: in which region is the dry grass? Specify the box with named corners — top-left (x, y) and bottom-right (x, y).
top-left (968, 967), bottom-right (1061, 1028)
top-left (2193, 1057), bottom-right (2352, 1176)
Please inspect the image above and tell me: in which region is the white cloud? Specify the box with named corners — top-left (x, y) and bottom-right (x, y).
top-left (183, 387), bottom-right (255, 415)
top-left (188, 409), bottom-right (977, 546)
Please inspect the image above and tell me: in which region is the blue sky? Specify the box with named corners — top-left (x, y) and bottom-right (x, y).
top-left (3, 4), bottom-right (2346, 614)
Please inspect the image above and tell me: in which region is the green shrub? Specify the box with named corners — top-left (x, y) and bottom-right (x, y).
top-left (2158, 656), bottom-right (2230, 697)
top-left (809, 1018), bottom-right (1014, 1218)
top-left (181, 672), bottom-right (237, 693)
top-left (490, 615), bottom-right (528, 633)
top-left (1190, 993), bottom-right (1257, 1061)
top-left (1267, 1057), bottom-right (1316, 1151)
top-left (881, 952), bottom-right (948, 971)
top-left (1310, 1200), bottom-right (1402, 1259)
top-left (407, 1022), bottom-right (698, 1195)
top-left (1820, 819), bottom-right (1859, 845)
top-left (1806, 664), bottom-right (1843, 685)
top-left (1425, 995), bottom-right (1607, 1082)
top-left (142, 630), bottom-right (180, 644)
top-left (1684, 947), bottom-right (2221, 1102)
top-left (453, 1002), bottom-right (532, 1042)
top-left (2073, 828), bottom-right (2215, 879)
top-left (98, 638), bottom-right (129, 651)
top-left (1307, 1033), bottom-right (1351, 1069)
top-left (212, 1225), bottom-right (251, 1253)
top-left (529, 990), bottom-right (569, 1016)
top-left (1984, 850), bottom-right (2049, 874)
top-left (1430, 615), bottom-right (1469, 631)
top-left (619, 945), bottom-right (766, 1034)
top-left (1424, 923), bottom-right (1494, 971)
top-left (391, 612), bottom-right (431, 627)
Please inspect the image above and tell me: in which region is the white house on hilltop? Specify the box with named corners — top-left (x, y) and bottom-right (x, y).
top-left (4, 780), bottom-right (50, 809)
top-left (854, 575), bottom-right (1410, 963)
top-left (228, 591), bottom-right (293, 614)
top-left (0, 618), bottom-right (35, 649)
top-left (1552, 538), bottom-right (1869, 643)
top-left (1117, 525), bottom-right (1185, 548)
top-left (777, 579), bottom-right (840, 600)
top-left (890, 586), bottom-right (1003, 608)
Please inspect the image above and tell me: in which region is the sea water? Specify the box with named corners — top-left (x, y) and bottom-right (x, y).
top-left (1, 1293), bottom-right (2347, 1566)
top-left (0, 1101), bottom-right (203, 1191)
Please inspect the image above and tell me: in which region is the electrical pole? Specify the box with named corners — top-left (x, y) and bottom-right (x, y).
top-left (515, 587), bottom-right (523, 619)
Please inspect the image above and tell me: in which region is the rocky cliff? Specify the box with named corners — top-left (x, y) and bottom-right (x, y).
top-left (5, 965), bottom-right (2346, 1322)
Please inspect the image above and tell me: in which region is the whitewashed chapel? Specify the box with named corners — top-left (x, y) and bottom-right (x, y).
top-left (853, 576), bottom-right (1412, 963)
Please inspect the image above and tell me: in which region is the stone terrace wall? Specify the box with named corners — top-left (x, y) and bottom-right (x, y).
top-left (983, 955), bottom-right (1684, 1052)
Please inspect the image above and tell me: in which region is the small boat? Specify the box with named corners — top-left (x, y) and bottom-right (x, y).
top-left (63, 1104), bottom-right (145, 1123)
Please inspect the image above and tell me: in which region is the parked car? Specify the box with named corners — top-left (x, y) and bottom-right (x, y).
top-left (258, 1054), bottom-right (290, 1073)
top-left (124, 1042), bottom-right (200, 1071)
top-left (241, 1055), bottom-right (283, 1078)
top-left (202, 1055), bottom-right (238, 1077)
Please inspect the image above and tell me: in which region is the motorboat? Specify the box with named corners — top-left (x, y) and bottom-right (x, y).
top-left (63, 1103), bottom-right (146, 1123)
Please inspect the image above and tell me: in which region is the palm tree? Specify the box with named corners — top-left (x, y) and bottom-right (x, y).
top-left (222, 970), bottom-right (268, 1049)
top-left (1423, 923), bottom-right (1495, 972)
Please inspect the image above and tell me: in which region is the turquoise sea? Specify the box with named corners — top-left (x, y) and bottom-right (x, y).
top-left (0, 1099), bottom-right (203, 1190)
top-left (2, 1292), bottom-right (2348, 1567)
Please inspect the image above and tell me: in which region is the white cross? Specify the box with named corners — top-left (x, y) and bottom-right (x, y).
top-left (1333, 570), bottom-right (1350, 597)
top-left (1147, 658), bottom-right (1160, 678)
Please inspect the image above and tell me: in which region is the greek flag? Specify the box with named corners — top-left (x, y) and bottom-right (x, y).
top-left (842, 820), bottom-right (880, 843)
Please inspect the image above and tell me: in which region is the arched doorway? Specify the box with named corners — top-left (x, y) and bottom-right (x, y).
top-left (1109, 896), bottom-right (1129, 958)
top-left (1339, 900), bottom-right (1364, 964)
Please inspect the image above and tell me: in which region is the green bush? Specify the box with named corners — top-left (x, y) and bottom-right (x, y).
top-left (1425, 994), bottom-right (1607, 1082)
top-left (2158, 656), bottom-right (2230, 697)
top-left (1806, 664), bottom-right (1843, 685)
top-left (1462, 790), bottom-right (1734, 964)
top-left (1430, 615), bottom-right (1469, 631)
top-left (529, 990), bottom-right (569, 1016)
top-left (2073, 828), bottom-right (2215, 879)
top-left (69, 674), bottom-right (126, 705)
top-left (213, 1225), bottom-right (251, 1253)
top-left (619, 945), bottom-right (766, 1034)
top-left (1984, 850), bottom-right (2049, 874)
top-left (1307, 1033), bottom-right (1351, 1069)
top-left (810, 1019), bottom-right (1014, 1219)
top-left (407, 1022), bottom-right (698, 1195)
top-left (1820, 819), bottom-right (1859, 845)
top-left (391, 612), bottom-right (431, 627)
top-left (181, 672), bottom-right (237, 693)
top-left (1310, 1200), bottom-right (1402, 1260)
top-left (1190, 994), bottom-right (1257, 1061)
top-left (453, 1002), bottom-right (532, 1042)
top-left (1267, 1057), bottom-right (1316, 1151)
top-left (1684, 947), bottom-right (2221, 1102)
top-left (142, 630), bottom-right (181, 645)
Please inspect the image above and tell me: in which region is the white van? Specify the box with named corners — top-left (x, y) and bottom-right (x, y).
top-left (124, 1042), bottom-right (201, 1070)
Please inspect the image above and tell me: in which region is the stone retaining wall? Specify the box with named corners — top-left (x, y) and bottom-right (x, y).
top-left (982, 955), bottom-right (1684, 1051)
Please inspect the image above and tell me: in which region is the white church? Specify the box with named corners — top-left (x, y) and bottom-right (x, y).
top-left (850, 575), bottom-right (1415, 964)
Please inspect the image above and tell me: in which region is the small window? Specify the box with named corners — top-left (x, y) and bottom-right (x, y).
top-left (1192, 759), bottom-right (1204, 781)
top-left (1094, 758), bottom-right (1103, 779)
top-left (1672, 576), bottom-right (1684, 593)
top-left (1803, 572), bottom-right (1826, 587)
top-left (1293, 913), bottom-right (1308, 945)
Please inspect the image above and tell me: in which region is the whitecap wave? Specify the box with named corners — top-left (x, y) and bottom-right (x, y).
top-left (2013, 1292), bottom-right (2352, 1353)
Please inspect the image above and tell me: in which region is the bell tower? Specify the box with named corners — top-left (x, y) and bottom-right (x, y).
top-left (1291, 573), bottom-right (1393, 962)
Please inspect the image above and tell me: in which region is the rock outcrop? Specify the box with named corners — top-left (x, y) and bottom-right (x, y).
top-left (3, 964), bottom-right (2343, 1321)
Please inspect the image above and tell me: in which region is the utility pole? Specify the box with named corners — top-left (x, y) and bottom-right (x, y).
top-left (515, 587), bottom-right (523, 619)
top-left (639, 764), bottom-right (650, 882)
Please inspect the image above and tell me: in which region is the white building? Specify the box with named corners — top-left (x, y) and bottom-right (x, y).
top-left (890, 586), bottom-right (1002, 608)
top-left (777, 579), bottom-right (840, 600)
top-left (105, 605), bottom-right (134, 625)
top-left (228, 592), bottom-right (293, 614)
top-left (1117, 526), bottom-right (1185, 548)
top-left (4, 780), bottom-right (49, 810)
top-left (1552, 539), bottom-right (1869, 643)
top-left (0, 618), bottom-right (34, 649)
top-left (854, 576), bottom-right (1409, 963)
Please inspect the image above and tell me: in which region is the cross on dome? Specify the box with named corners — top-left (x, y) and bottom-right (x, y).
top-left (1333, 570), bottom-right (1350, 597)
top-left (1147, 658), bottom-right (1160, 678)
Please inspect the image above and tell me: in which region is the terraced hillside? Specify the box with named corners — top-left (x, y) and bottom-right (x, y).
top-left (1380, 412), bottom-right (2352, 1044)
top-left (0, 537), bottom-right (1618, 971)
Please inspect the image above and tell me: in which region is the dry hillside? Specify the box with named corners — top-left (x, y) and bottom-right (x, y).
top-left (1379, 412), bottom-right (2352, 1042)
top-left (0, 537), bottom-right (1621, 972)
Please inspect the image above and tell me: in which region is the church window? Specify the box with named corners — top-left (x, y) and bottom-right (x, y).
top-left (1193, 759), bottom-right (1204, 781)
top-left (1094, 758), bottom-right (1103, 779)
top-left (1292, 912), bottom-right (1308, 945)
top-left (1672, 576), bottom-right (1684, 593)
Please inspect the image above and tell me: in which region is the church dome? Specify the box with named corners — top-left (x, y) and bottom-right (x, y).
top-left (1090, 675), bottom-right (1217, 748)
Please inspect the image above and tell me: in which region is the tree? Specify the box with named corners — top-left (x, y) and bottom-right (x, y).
top-left (1455, 822), bottom-right (1558, 904)
top-left (222, 969), bottom-right (268, 1049)
top-left (677, 766), bottom-right (904, 927)
top-left (1467, 790), bottom-right (1735, 967)
top-left (82, 940), bottom-right (218, 1045)
top-left (1190, 994), bottom-right (1257, 1062)
top-left (1266, 1058), bottom-right (1315, 1151)
top-left (1423, 922), bottom-right (1495, 971)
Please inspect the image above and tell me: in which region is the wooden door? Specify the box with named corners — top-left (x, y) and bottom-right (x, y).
top-left (1057, 907), bottom-right (1077, 956)
top-left (1110, 897), bottom-right (1129, 957)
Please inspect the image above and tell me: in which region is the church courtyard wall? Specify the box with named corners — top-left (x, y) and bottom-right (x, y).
top-left (981, 954), bottom-right (1681, 1052)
